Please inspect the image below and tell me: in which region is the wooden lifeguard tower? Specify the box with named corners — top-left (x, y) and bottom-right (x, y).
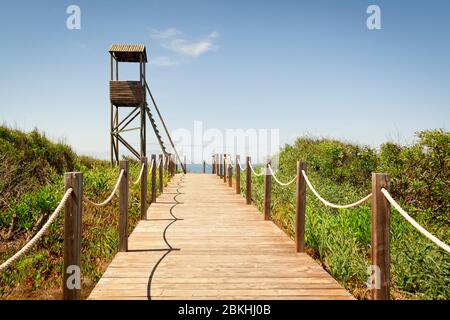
top-left (109, 44), bottom-right (185, 172)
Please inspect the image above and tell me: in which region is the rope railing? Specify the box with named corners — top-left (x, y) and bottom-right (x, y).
top-left (236, 158), bottom-right (246, 171)
top-left (211, 152), bottom-right (449, 300)
top-left (267, 164), bottom-right (297, 186)
top-left (132, 163), bottom-right (146, 185)
top-left (0, 188), bottom-right (73, 272)
top-left (83, 169), bottom-right (124, 207)
top-left (381, 188), bottom-right (450, 253)
top-left (248, 161), bottom-right (265, 176)
top-left (301, 170), bottom-right (372, 209)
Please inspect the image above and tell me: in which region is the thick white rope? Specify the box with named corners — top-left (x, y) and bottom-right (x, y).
top-left (236, 158), bottom-right (246, 171)
top-left (0, 188), bottom-right (73, 272)
top-left (249, 162), bottom-right (265, 176)
top-left (148, 158), bottom-right (154, 173)
top-left (83, 170), bottom-right (124, 207)
top-left (267, 164), bottom-right (297, 186)
top-left (132, 163), bottom-right (146, 185)
top-left (381, 188), bottom-right (450, 253)
top-left (225, 156), bottom-right (234, 167)
top-left (301, 170), bottom-right (372, 209)
top-left (157, 156), bottom-right (162, 169)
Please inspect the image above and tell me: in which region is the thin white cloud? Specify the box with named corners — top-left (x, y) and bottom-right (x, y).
top-left (150, 28), bottom-right (181, 39)
top-left (150, 56), bottom-right (179, 67)
top-left (151, 28), bottom-right (219, 59)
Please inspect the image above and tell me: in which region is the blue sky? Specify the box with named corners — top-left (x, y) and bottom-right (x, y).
top-left (0, 0), bottom-right (449, 160)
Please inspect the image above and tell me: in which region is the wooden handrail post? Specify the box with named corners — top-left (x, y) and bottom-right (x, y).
top-left (158, 154), bottom-right (163, 194)
top-left (63, 172), bottom-right (83, 300)
top-left (119, 160), bottom-right (129, 252)
top-left (140, 157), bottom-right (148, 220)
top-left (223, 155), bottom-right (227, 183)
top-left (371, 173), bottom-right (391, 300)
top-left (217, 154), bottom-right (220, 177)
top-left (212, 155), bottom-right (215, 174)
top-left (164, 154), bottom-right (169, 172)
top-left (151, 154), bottom-right (157, 203)
top-left (228, 162), bottom-right (232, 187)
top-left (235, 155), bottom-right (241, 194)
top-left (246, 156), bottom-right (251, 205)
top-left (184, 155), bottom-right (187, 173)
top-left (264, 160), bottom-right (272, 220)
top-left (203, 160), bottom-right (206, 174)
top-left (219, 154), bottom-right (223, 178)
top-left (295, 161), bottom-right (307, 252)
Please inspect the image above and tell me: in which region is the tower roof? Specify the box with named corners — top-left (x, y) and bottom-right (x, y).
top-left (109, 44), bottom-right (147, 63)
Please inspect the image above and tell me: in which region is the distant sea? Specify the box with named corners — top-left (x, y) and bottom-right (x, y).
top-left (185, 164), bottom-right (213, 173)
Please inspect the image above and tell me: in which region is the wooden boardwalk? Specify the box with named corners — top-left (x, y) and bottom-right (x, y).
top-left (88, 173), bottom-right (354, 300)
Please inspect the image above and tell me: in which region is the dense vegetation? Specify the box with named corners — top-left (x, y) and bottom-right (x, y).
top-left (0, 126), bottom-right (168, 299)
top-left (241, 129), bottom-right (449, 299)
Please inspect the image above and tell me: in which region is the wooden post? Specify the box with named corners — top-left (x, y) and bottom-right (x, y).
top-left (159, 154), bottom-right (163, 194)
top-left (119, 160), bottom-right (129, 252)
top-left (246, 156), bottom-right (251, 205)
top-left (219, 154), bottom-right (223, 178)
top-left (223, 155), bottom-right (227, 183)
top-left (228, 162), bottom-right (232, 187)
top-left (203, 160), bottom-right (206, 174)
top-left (212, 156), bottom-right (215, 174)
top-left (184, 155), bottom-right (187, 173)
top-left (151, 154), bottom-right (157, 203)
top-left (235, 155), bottom-right (241, 194)
top-left (295, 161), bottom-right (307, 252)
top-left (63, 172), bottom-right (83, 300)
top-left (140, 157), bottom-right (148, 221)
top-left (264, 161), bottom-right (272, 220)
top-left (217, 154), bottom-right (220, 177)
top-left (165, 154), bottom-right (169, 172)
top-left (371, 173), bottom-right (391, 300)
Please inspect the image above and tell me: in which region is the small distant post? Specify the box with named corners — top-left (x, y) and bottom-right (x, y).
top-left (119, 160), bottom-right (129, 252)
top-left (246, 156), bottom-right (251, 205)
top-left (212, 155), bottom-right (215, 174)
top-left (165, 154), bottom-right (169, 172)
top-left (184, 155), bottom-right (187, 173)
top-left (264, 160), bottom-right (272, 220)
top-left (295, 161), bottom-right (307, 252)
top-left (158, 154), bottom-right (163, 194)
top-left (203, 160), bottom-right (206, 174)
top-left (228, 162), bottom-right (232, 187)
top-left (64, 172), bottom-right (83, 300)
top-left (151, 154), bottom-right (157, 203)
top-left (140, 157), bottom-right (148, 220)
top-left (235, 155), bottom-right (241, 194)
top-left (223, 155), bottom-right (227, 183)
top-left (217, 154), bottom-right (220, 177)
top-left (371, 173), bottom-right (391, 300)
top-left (219, 154), bottom-right (223, 178)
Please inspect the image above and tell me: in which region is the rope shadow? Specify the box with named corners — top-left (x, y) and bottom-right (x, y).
top-left (146, 174), bottom-right (185, 300)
